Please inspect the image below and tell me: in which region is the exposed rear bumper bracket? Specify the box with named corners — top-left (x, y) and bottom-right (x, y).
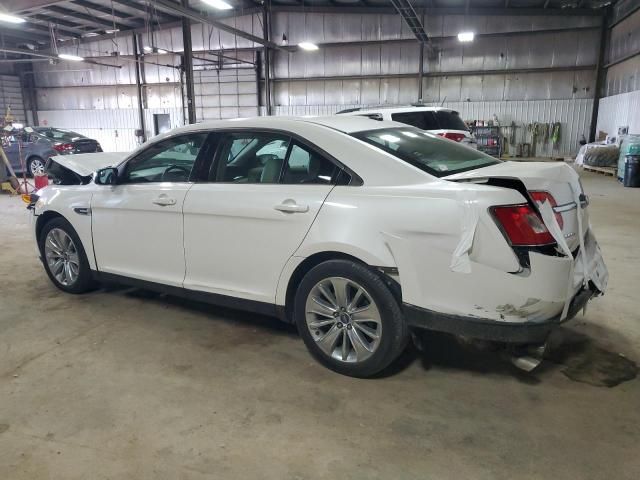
top-left (403, 286), bottom-right (596, 344)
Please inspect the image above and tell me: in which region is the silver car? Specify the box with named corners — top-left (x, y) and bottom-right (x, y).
top-left (2, 128), bottom-right (101, 176)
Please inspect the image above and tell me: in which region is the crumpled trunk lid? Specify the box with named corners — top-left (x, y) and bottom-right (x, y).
top-left (444, 161), bottom-right (587, 251)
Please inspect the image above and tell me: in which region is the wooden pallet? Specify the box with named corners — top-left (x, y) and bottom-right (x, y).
top-left (583, 165), bottom-right (617, 177)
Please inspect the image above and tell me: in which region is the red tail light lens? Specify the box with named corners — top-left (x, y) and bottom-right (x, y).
top-left (491, 204), bottom-right (556, 246)
top-left (528, 191), bottom-right (564, 229)
top-left (437, 132), bottom-right (466, 142)
top-left (53, 143), bottom-right (74, 153)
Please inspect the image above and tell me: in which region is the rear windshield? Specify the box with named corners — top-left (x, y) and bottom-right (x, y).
top-left (391, 110), bottom-right (469, 132)
top-left (352, 127), bottom-right (500, 177)
top-left (35, 128), bottom-right (85, 141)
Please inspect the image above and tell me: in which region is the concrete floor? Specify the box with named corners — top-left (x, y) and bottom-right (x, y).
top-left (1, 171), bottom-right (639, 480)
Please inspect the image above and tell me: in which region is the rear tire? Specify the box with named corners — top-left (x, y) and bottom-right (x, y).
top-left (38, 217), bottom-right (96, 294)
top-left (294, 259), bottom-right (408, 378)
top-left (28, 156), bottom-right (46, 177)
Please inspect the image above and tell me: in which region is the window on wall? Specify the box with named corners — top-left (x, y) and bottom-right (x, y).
top-left (123, 133), bottom-right (208, 183)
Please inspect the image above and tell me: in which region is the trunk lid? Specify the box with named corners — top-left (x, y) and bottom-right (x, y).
top-left (444, 161), bottom-right (587, 251)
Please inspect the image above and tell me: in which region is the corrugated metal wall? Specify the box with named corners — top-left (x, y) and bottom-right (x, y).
top-left (0, 75), bottom-right (26, 124)
top-left (604, 8), bottom-right (640, 96)
top-left (38, 108), bottom-right (182, 152)
top-left (266, 98), bottom-right (593, 157)
top-left (596, 90), bottom-right (640, 137)
top-left (30, 11), bottom-right (601, 157)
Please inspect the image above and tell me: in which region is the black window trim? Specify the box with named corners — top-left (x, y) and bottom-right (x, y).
top-left (198, 127), bottom-right (363, 186)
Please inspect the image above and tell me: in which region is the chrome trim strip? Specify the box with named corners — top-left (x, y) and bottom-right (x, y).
top-left (553, 202), bottom-right (577, 213)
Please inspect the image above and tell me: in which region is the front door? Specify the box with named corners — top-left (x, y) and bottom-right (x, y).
top-left (91, 132), bottom-right (211, 286)
top-left (183, 132), bottom-right (345, 304)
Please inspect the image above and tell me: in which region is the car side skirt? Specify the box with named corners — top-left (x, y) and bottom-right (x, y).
top-left (92, 271), bottom-right (287, 322)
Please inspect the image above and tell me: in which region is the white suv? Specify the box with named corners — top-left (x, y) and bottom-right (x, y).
top-left (337, 105), bottom-right (477, 149)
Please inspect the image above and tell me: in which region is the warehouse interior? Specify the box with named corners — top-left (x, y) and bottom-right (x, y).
top-left (1, 0), bottom-right (640, 478)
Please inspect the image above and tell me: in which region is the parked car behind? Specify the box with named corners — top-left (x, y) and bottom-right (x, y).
top-left (337, 105), bottom-right (477, 149)
top-left (2, 127), bottom-right (101, 176)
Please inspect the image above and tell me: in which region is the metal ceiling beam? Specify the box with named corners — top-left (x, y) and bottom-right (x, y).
top-left (270, 6), bottom-right (601, 16)
top-left (109, 0), bottom-right (183, 24)
top-left (150, 0), bottom-right (288, 51)
top-left (389, 0), bottom-right (429, 44)
top-left (43, 5), bottom-right (142, 31)
top-left (2, 0), bottom-right (69, 13)
top-left (72, 0), bottom-right (141, 21)
top-left (0, 46), bottom-right (122, 68)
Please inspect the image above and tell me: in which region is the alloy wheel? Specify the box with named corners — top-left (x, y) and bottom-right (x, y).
top-left (30, 158), bottom-right (45, 176)
top-left (305, 277), bottom-right (382, 363)
top-left (44, 228), bottom-right (80, 286)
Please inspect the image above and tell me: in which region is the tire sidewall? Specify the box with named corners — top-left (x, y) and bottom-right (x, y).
top-left (294, 259), bottom-right (407, 377)
top-left (38, 217), bottom-right (94, 294)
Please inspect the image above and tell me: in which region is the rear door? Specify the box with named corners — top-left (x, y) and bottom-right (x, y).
top-left (182, 131), bottom-right (345, 304)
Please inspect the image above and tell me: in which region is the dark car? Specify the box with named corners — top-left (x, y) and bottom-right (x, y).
top-left (2, 128), bottom-right (102, 176)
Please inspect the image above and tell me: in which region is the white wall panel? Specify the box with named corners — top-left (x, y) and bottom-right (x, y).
top-left (596, 90), bottom-right (640, 137)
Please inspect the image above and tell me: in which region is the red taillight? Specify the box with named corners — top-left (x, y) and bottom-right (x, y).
top-left (437, 132), bottom-right (466, 142)
top-left (529, 191), bottom-right (564, 229)
top-left (53, 142), bottom-right (74, 152)
top-left (491, 204), bottom-right (556, 246)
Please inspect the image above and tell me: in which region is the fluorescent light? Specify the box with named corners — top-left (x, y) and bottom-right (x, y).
top-left (298, 42), bottom-right (319, 51)
top-left (156, 48), bottom-right (168, 54)
top-left (105, 29), bottom-right (119, 34)
top-left (0, 13), bottom-right (25, 23)
top-left (201, 0), bottom-right (233, 10)
top-left (458, 31), bottom-right (475, 42)
top-left (58, 53), bottom-right (84, 62)
top-left (143, 46), bottom-right (152, 52)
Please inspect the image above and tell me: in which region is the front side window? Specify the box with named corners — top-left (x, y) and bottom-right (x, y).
top-left (123, 133), bottom-right (208, 183)
top-left (352, 127), bottom-right (499, 177)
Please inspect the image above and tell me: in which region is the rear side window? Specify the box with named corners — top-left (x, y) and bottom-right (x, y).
top-left (391, 111), bottom-right (439, 130)
top-left (282, 142), bottom-right (343, 185)
top-left (434, 111), bottom-right (468, 131)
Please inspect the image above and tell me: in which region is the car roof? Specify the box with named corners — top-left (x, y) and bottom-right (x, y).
top-left (167, 115), bottom-right (408, 136)
top-left (339, 106), bottom-right (456, 115)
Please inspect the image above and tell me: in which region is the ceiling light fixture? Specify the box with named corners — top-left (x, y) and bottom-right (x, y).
top-left (0, 12), bottom-right (26, 23)
top-left (298, 42), bottom-right (319, 51)
top-left (58, 53), bottom-right (84, 62)
top-left (457, 31), bottom-right (474, 42)
top-left (201, 0), bottom-right (233, 10)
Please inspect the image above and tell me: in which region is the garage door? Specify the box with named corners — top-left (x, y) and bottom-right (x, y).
top-left (192, 68), bottom-right (258, 121)
top-left (0, 75), bottom-right (26, 124)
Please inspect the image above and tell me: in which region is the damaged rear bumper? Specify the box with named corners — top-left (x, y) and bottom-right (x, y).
top-left (403, 286), bottom-right (596, 344)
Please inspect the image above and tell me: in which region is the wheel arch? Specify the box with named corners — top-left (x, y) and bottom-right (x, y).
top-left (281, 250), bottom-right (401, 323)
top-left (35, 210), bottom-right (66, 243)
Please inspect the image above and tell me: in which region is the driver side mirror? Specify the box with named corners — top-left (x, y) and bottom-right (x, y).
top-left (95, 167), bottom-right (118, 185)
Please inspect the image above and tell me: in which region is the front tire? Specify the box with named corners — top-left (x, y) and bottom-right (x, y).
top-left (294, 259), bottom-right (408, 377)
top-left (38, 217), bottom-right (96, 294)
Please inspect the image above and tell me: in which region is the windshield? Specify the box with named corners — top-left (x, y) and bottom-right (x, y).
top-left (352, 127), bottom-right (500, 177)
top-left (35, 128), bottom-right (85, 141)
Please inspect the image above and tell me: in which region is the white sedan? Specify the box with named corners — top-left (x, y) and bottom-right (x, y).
top-left (29, 116), bottom-right (608, 377)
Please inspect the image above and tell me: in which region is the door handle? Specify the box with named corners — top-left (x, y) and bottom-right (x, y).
top-left (274, 200), bottom-right (309, 214)
top-left (152, 196), bottom-right (177, 206)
